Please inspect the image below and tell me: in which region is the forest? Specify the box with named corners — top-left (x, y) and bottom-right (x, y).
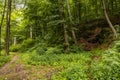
top-left (0, 0), bottom-right (120, 79)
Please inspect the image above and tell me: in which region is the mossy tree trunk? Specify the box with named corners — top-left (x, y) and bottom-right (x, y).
top-left (5, 0), bottom-right (12, 55)
top-left (101, 0), bottom-right (117, 38)
top-left (66, 0), bottom-right (77, 45)
top-left (0, 0), bottom-right (6, 51)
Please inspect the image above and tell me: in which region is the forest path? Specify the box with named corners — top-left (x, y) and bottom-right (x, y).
top-left (0, 54), bottom-right (28, 80)
top-left (0, 54), bottom-right (59, 80)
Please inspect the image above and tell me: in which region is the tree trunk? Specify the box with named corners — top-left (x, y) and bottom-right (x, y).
top-left (5, 0), bottom-right (12, 55)
top-left (13, 36), bottom-right (16, 46)
top-left (101, 0), bottom-right (117, 38)
top-left (66, 0), bottom-right (77, 44)
top-left (61, 0), bottom-right (70, 52)
top-left (76, 0), bottom-right (81, 24)
top-left (0, 0), bottom-right (6, 51)
top-left (85, 0), bottom-right (88, 22)
top-left (63, 24), bottom-right (70, 52)
top-left (30, 26), bottom-right (33, 38)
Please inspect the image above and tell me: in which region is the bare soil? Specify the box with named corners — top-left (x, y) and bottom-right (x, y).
top-left (0, 54), bottom-right (62, 80)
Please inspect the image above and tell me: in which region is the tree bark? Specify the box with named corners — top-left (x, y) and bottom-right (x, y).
top-left (66, 0), bottom-right (77, 44)
top-left (63, 24), bottom-right (70, 52)
top-left (85, 0), bottom-right (88, 22)
top-left (0, 0), bottom-right (6, 51)
top-left (5, 0), bottom-right (12, 55)
top-left (13, 36), bottom-right (16, 46)
top-left (101, 0), bottom-right (117, 38)
top-left (76, 0), bottom-right (81, 23)
top-left (30, 26), bottom-right (33, 38)
top-left (61, 0), bottom-right (70, 52)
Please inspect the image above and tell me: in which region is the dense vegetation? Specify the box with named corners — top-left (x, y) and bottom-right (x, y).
top-left (0, 0), bottom-right (120, 79)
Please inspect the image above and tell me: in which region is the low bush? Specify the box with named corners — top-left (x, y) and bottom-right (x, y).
top-left (112, 40), bottom-right (120, 52)
top-left (91, 44), bottom-right (120, 80)
top-left (35, 43), bottom-right (47, 55)
top-left (10, 44), bottom-right (21, 52)
top-left (46, 47), bottom-right (63, 54)
top-left (0, 56), bottom-right (11, 67)
top-left (10, 38), bottom-right (35, 52)
top-left (52, 65), bottom-right (89, 80)
top-left (70, 45), bottom-right (83, 53)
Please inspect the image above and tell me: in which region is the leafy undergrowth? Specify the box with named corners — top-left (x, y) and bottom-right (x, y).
top-left (0, 41), bottom-right (120, 80)
top-left (19, 41), bottom-right (120, 80)
top-left (20, 50), bottom-right (120, 79)
top-left (0, 55), bottom-right (12, 67)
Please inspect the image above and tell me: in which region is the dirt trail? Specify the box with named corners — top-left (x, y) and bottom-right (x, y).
top-left (0, 54), bottom-right (28, 80)
top-left (0, 54), bottom-right (61, 80)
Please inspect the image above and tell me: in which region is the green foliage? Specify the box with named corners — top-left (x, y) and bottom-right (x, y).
top-left (91, 42), bottom-right (120, 80)
top-left (91, 53), bottom-right (120, 79)
top-left (10, 44), bottom-right (21, 52)
top-left (20, 43), bottom-right (120, 80)
top-left (10, 38), bottom-right (35, 52)
top-left (115, 43), bottom-right (120, 52)
top-left (0, 56), bottom-right (11, 67)
top-left (21, 38), bottom-right (35, 50)
top-left (35, 43), bottom-right (47, 55)
top-left (45, 46), bottom-right (63, 54)
top-left (22, 50), bottom-right (90, 66)
top-left (112, 40), bottom-right (120, 52)
top-left (70, 45), bottom-right (83, 53)
top-left (21, 51), bottom-right (91, 79)
top-left (52, 65), bottom-right (89, 80)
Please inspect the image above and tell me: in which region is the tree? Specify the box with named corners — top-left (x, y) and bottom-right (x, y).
top-left (5, 0), bottom-right (12, 55)
top-left (101, 0), bottom-right (117, 38)
top-left (0, 0), bottom-right (6, 51)
top-left (61, 0), bottom-right (70, 52)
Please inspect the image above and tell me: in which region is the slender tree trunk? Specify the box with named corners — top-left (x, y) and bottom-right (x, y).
top-left (110, 0), bottom-right (114, 14)
top-left (75, 0), bottom-right (81, 24)
top-left (85, 0), bottom-right (88, 22)
top-left (0, 0), bottom-right (6, 51)
top-left (5, 0), bottom-right (12, 55)
top-left (101, 0), bottom-right (117, 38)
top-left (61, 0), bottom-right (70, 52)
top-left (13, 36), bottom-right (16, 46)
top-left (63, 24), bottom-right (70, 52)
top-left (30, 26), bottom-right (33, 38)
top-left (66, 0), bottom-right (77, 44)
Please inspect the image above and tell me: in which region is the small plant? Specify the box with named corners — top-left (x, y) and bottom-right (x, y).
top-left (10, 44), bottom-right (21, 52)
top-left (0, 56), bottom-right (11, 67)
top-left (70, 45), bottom-right (83, 53)
top-left (10, 38), bottom-right (35, 52)
top-left (46, 47), bottom-right (63, 54)
top-left (91, 48), bottom-right (120, 80)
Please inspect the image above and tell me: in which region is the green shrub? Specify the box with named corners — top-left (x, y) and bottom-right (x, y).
top-left (113, 41), bottom-right (120, 52)
top-left (109, 40), bottom-right (120, 52)
top-left (35, 43), bottom-right (47, 55)
top-left (0, 56), bottom-right (11, 67)
top-left (20, 38), bottom-right (35, 51)
top-left (91, 50), bottom-right (120, 80)
top-left (46, 47), bottom-right (63, 54)
top-left (70, 45), bottom-right (83, 53)
top-left (36, 47), bottom-right (46, 55)
top-left (27, 53), bottom-right (62, 66)
top-left (22, 38), bottom-right (34, 47)
top-left (10, 38), bottom-right (35, 52)
top-left (10, 44), bottom-right (21, 52)
top-left (51, 64), bottom-right (89, 80)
